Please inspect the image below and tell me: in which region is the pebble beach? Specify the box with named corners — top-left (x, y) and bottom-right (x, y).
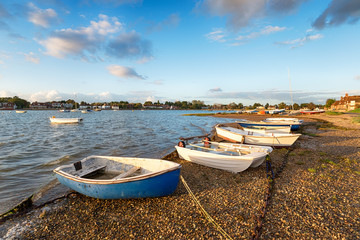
top-left (0, 113), bottom-right (359, 239)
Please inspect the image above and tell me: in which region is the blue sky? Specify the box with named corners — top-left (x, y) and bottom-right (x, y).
top-left (0, 0), bottom-right (359, 105)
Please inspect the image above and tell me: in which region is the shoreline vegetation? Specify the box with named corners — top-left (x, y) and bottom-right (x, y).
top-left (0, 113), bottom-right (359, 239)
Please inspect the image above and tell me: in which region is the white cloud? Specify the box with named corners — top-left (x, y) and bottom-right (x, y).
top-left (27, 3), bottom-right (58, 28)
top-left (38, 14), bottom-right (122, 59)
top-left (38, 15), bottom-right (152, 62)
top-left (235, 25), bottom-right (286, 42)
top-left (355, 75), bottom-right (360, 80)
top-left (24, 52), bottom-right (40, 64)
top-left (107, 65), bottom-right (145, 80)
top-left (29, 90), bottom-right (62, 102)
top-left (313, 0), bottom-right (360, 30)
top-left (146, 96), bottom-right (156, 102)
top-left (147, 13), bottom-right (180, 33)
top-left (209, 87), bottom-right (222, 93)
top-left (205, 29), bottom-right (226, 42)
top-left (276, 33), bottom-right (323, 48)
top-left (197, 0), bottom-right (306, 30)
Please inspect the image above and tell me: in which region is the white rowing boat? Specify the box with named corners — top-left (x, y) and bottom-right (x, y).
top-left (175, 140), bottom-right (272, 172)
top-left (215, 125), bottom-right (301, 147)
top-left (49, 117), bottom-right (83, 124)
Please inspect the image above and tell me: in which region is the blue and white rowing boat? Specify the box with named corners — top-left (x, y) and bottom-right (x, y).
top-left (54, 155), bottom-right (181, 199)
top-left (237, 119), bottom-right (302, 131)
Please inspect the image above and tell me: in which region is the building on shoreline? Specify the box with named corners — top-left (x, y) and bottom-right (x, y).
top-left (331, 93), bottom-right (360, 111)
top-left (0, 102), bottom-right (16, 110)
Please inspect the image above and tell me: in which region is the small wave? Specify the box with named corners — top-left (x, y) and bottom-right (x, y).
top-left (43, 155), bottom-right (72, 166)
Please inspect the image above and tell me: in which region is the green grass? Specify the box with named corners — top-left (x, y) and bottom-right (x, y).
top-left (352, 116), bottom-right (360, 124)
top-left (326, 111), bottom-right (343, 115)
top-left (308, 168), bottom-right (316, 173)
top-left (320, 158), bottom-right (337, 165)
top-left (348, 108), bottom-right (360, 113)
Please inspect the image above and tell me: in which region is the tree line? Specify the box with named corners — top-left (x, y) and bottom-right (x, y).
top-left (0, 96), bottom-right (337, 110)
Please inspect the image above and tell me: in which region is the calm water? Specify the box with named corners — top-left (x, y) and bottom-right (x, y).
top-left (0, 110), bottom-right (233, 213)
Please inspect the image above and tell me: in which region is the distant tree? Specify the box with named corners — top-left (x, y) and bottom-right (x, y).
top-left (293, 103), bottom-right (300, 110)
top-left (134, 103), bottom-right (142, 109)
top-left (300, 103), bottom-right (308, 109)
top-left (308, 102), bottom-right (316, 110)
top-left (144, 101), bottom-right (152, 106)
top-left (265, 103), bottom-right (269, 109)
top-left (228, 102), bottom-right (237, 109)
top-left (8, 96), bottom-right (30, 109)
top-left (278, 102), bottom-right (287, 109)
top-left (325, 98), bottom-right (336, 108)
top-left (252, 103), bottom-right (262, 109)
top-left (237, 103), bottom-right (244, 109)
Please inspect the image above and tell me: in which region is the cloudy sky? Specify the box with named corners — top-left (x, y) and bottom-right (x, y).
top-left (0, 0), bottom-right (359, 105)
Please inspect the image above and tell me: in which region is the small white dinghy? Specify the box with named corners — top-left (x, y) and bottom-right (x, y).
top-left (215, 125), bottom-right (301, 147)
top-left (49, 116), bottom-right (83, 124)
top-left (175, 139), bottom-right (272, 173)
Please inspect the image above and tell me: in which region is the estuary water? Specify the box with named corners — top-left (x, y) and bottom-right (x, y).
top-left (0, 110), bottom-right (233, 214)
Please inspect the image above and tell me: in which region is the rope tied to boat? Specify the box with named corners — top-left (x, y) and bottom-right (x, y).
top-left (180, 175), bottom-right (234, 240)
top-left (251, 149), bottom-right (293, 240)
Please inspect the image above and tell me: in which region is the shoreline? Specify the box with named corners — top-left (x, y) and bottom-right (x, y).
top-left (1, 113), bottom-right (359, 239)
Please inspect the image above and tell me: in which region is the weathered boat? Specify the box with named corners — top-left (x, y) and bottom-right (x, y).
top-left (175, 140), bottom-right (272, 172)
top-left (15, 110), bottom-right (27, 113)
top-left (242, 126), bottom-right (291, 134)
top-left (54, 155), bottom-right (181, 199)
top-left (263, 117), bottom-right (303, 124)
top-left (215, 126), bottom-right (301, 147)
top-left (49, 117), bottom-right (83, 124)
top-left (237, 120), bottom-right (301, 131)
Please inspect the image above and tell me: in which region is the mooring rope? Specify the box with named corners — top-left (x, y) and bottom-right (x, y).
top-left (180, 175), bottom-right (233, 240)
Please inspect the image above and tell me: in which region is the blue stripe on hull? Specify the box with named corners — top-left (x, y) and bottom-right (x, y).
top-left (238, 122), bottom-right (300, 131)
top-left (56, 169), bottom-right (181, 199)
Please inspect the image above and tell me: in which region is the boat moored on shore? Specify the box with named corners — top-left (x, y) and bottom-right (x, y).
top-left (54, 155), bottom-right (181, 199)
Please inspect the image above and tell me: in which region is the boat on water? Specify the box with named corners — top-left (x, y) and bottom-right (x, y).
top-left (59, 109), bottom-right (70, 112)
top-left (175, 140), bottom-right (272, 172)
top-left (54, 155), bottom-right (181, 199)
top-left (237, 119), bottom-right (302, 131)
top-left (81, 109), bottom-right (92, 113)
top-left (49, 117), bottom-right (83, 124)
top-left (242, 126), bottom-right (291, 134)
top-left (215, 125), bottom-right (301, 147)
top-left (15, 110), bottom-right (27, 113)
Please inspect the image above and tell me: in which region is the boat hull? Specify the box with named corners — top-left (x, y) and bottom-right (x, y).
top-left (54, 156), bottom-right (181, 199)
top-left (216, 126), bottom-right (300, 147)
top-left (238, 121), bottom-right (301, 131)
top-left (55, 169), bottom-right (180, 199)
top-left (175, 145), bottom-right (267, 173)
top-left (49, 117), bottom-right (83, 124)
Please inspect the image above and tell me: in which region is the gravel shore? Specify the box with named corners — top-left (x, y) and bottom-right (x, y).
top-left (1, 113), bottom-right (359, 239)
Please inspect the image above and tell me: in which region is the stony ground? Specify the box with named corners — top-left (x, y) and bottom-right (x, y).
top-left (0, 113), bottom-right (359, 239)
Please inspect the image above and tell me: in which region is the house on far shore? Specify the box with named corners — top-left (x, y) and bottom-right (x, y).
top-left (331, 93), bottom-right (360, 111)
top-left (0, 102), bottom-right (16, 110)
